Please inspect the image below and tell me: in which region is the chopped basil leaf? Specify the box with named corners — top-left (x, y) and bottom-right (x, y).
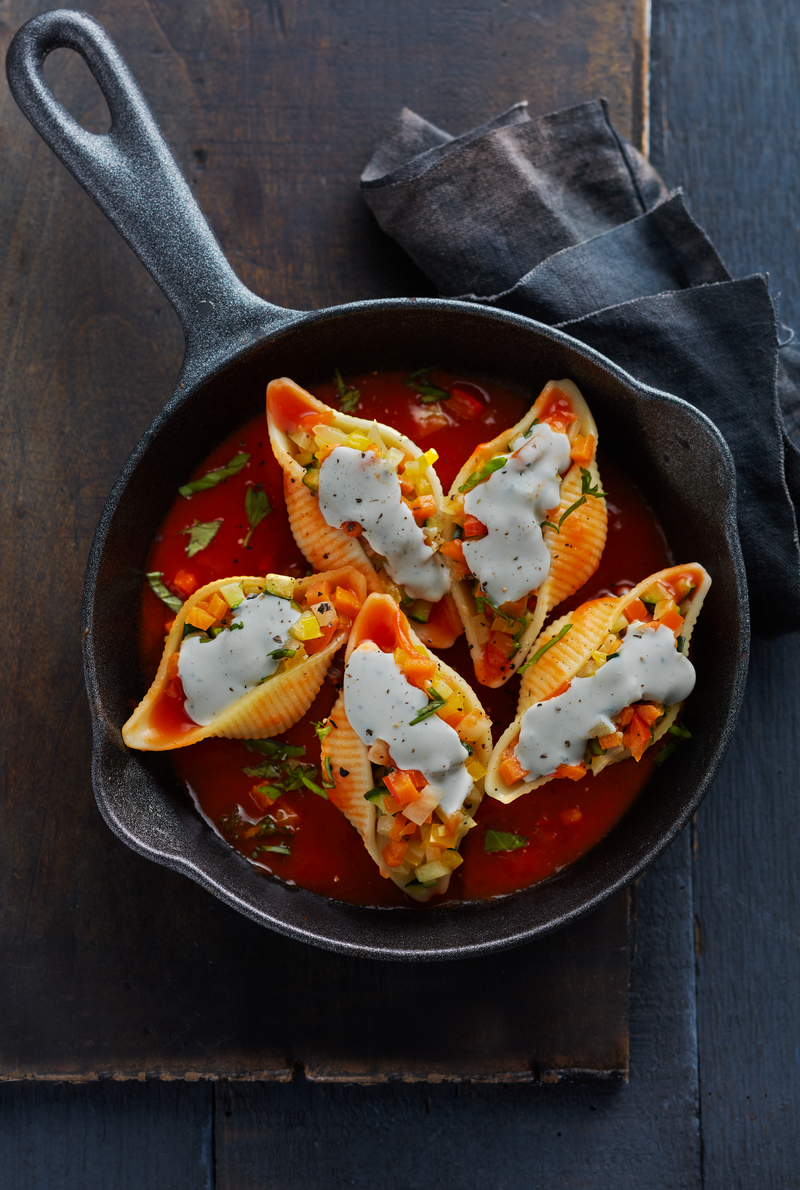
top-left (180, 519), bottom-right (222, 558)
top-left (677, 635), bottom-right (686, 654)
top-left (409, 692), bottom-right (447, 726)
top-left (243, 486), bottom-right (272, 547)
top-left (540, 520), bottom-right (558, 532)
top-left (179, 452), bottom-right (249, 498)
top-left (669, 722), bottom-right (693, 740)
top-left (253, 843), bottom-right (291, 856)
top-left (313, 719), bottom-right (333, 743)
top-left (299, 772), bottom-right (328, 799)
top-left (485, 829), bottom-right (528, 853)
top-left (364, 787), bottom-right (388, 804)
top-left (518, 622), bottom-right (572, 674)
top-left (334, 368), bottom-right (361, 413)
top-left (459, 455), bottom-right (506, 493)
top-left (228, 621), bottom-right (244, 631)
top-left (267, 646), bottom-right (296, 660)
top-left (253, 782), bottom-right (283, 801)
top-left (146, 571), bottom-right (183, 614)
top-left (245, 739), bottom-right (306, 760)
top-left (587, 738), bottom-right (604, 756)
top-left (522, 418), bottom-right (541, 439)
top-left (405, 366), bottom-right (450, 405)
top-left (579, 468), bottom-right (606, 499)
top-left (655, 723), bottom-right (692, 766)
top-left (322, 756), bottom-right (336, 788)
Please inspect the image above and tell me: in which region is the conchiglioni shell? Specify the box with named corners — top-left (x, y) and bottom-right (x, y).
top-left (323, 593), bottom-right (491, 899)
top-left (485, 564), bottom-right (711, 802)
top-left (444, 379), bottom-right (607, 688)
top-left (122, 567), bottom-right (366, 752)
top-left (267, 377), bottom-right (456, 641)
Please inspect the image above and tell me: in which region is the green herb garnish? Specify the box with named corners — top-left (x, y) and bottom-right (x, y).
top-left (409, 692), bottom-right (448, 726)
top-left (253, 843), bottom-right (291, 856)
top-left (313, 719), bottom-right (333, 743)
top-left (245, 739), bottom-right (306, 761)
top-left (298, 772), bottom-right (328, 799)
top-left (405, 366), bottom-right (450, 405)
top-left (655, 722), bottom-right (693, 767)
top-left (146, 571), bottom-right (183, 613)
top-left (180, 519), bottom-right (222, 558)
top-left (179, 452), bottom-right (249, 498)
top-left (267, 646), bottom-right (297, 660)
top-left (243, 486), bottom-right (272, 548)
top-left (677, 635), bottom-right (686, 654)
top-left (322, 756), bottom-right (336, 788)
top-left (459, 455), bottom-right (507, 493)
top-left (485, 829), bottom-right (528, 853)
top-left (553, 469), bottom-right (607, 533)
top-left (228, 621), bottom-right (244, 631)
top-left (253, 782), bottom-right (283, 802)
top-left (517, 622), bottom-right (572, 675)
top-left (334, 368), bottom-right (361, 413)
top-left (587, 738), bottom-right (604, 757)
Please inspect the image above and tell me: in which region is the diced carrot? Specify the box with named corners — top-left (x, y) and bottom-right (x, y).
top-left (392, 646), bottom-right (437, 689)
top-left (406, 495), bottom-right (436, 522)
top-left (570, 433), bottom-right (595, 464)
top-left (598, 731), bottom-right (623, 750)
top-left (462, 515), bottom-right (488, 538)
top-left (399, 477), bottom-right (416, 497)
top-left (305, 578), bottom-right (332, 606)
top-left (384, 770), bottom-right (421, 806)
top-left (623, 598), bottom-right (649, 623)
top-left (166, 653), bottom-right (180, 681)
top-left (555, 763), bottom-right (586, 782)
top-left (617, 706), bottom-right (635, 727)
top-left (448, 386), bottom-right (485, 420)
top-left (207, 593), bottom-right (228, 621)
top-left (341, 521), bottom-right (363, 538)
top-left (382, 839), bottom-right (408, 868)
top-left (539, 391), bottom-right (578, 433)
top-left (382, 794), bottom-right (402, 817)
top-left (488, 630), bottom-right (515, 659)
top-left (172, 570), bottom-right (197, 597)
top-left (499, 595), bottom-right (527, 620)
top-left (658, 608), bottom-right (685, 633)
top-left (186, 606), bottom-right (216, 630)
top-left (623, 713), bottom-right (652, 761)
top-left (499, 748), bottom-right (528, 786)
top-left (440, 539), bottom-right (466, 564)
top-left (332, 585), bottom-right (362, 619)
top-left (303, 617), bottom-right (338, 655)
top-left (635, 703), bottom-right (663, 727)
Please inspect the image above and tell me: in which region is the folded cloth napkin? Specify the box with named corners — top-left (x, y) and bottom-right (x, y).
top-left (361, 99), bottom-right (800, 638)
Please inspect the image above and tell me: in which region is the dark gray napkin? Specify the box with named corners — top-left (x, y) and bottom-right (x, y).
top-left (361, 99), bottom-right (800, 637)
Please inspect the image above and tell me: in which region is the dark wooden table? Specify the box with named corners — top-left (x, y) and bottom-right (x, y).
top-left (1, 0), bottom-right (798, 1186)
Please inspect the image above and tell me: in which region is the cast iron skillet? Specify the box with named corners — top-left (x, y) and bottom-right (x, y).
top-left (7, 10), bottom-right (749, 961)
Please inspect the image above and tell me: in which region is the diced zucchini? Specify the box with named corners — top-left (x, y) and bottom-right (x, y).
top-left (407, 599), bottom-right (432, 623)
top-left (415, 859), bottom-right (451, 883)
top-left (263, 574), bottom-right (295, 600)
top-left (587, 738), bottom-right (604, 756)
top-left (313, 424), bottom-right (348, 447)
top-left (302, 468), bottom-right (320, 492)
top-left (290, 612), bottom-right (324, 641)
top-left (220, 581), bottom-right (245, 609)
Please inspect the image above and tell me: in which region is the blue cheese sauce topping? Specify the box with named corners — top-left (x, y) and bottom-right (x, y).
top-left (179, 593), bottom-right (301, 726)
top-left (463, 424), bottom-right (571, 606)
top-left (515, 622), bottom-right (696, 779)
top-left (318, 447), bottom-right (449, 602)
top-left (344, 643), bottom-right (472, 816)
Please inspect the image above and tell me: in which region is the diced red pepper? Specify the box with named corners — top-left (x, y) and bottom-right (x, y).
top-left (555, 763), bottom-right (586, 782)
top-left (384, 770), bottom-right (422, 806)
top-left (658, 608), bottom-right (684, 633)
top-left (382, 839), bottom-right (408, 867)
top-left (172, 570), bottom-right (198, 597)
top-left (635, 703), bottom-right (663, 727)
top-left (499, 748), bottom-right (528, 786)
top-left (462, 515), bottom-right (488, 538)
top-left (448, 385), bottom-right (485, 420)
top-left (440, 539), bottom-right (466, 564)
top-left (406, 495), bottom-right (437, 522)
top-left (623, 712), bottom-right (652, 761)
top-left (623, 598), bottom-right (649, 623)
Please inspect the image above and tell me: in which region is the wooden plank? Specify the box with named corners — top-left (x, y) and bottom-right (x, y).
top-left (0, 0), bottom-right (645, 1085)
top-left (215, 841), bottom-right (699, 1190)
top-left (0, 1081), bottom-right (213, 1190)
top-left (653, 1), bottom-right (800, 1183)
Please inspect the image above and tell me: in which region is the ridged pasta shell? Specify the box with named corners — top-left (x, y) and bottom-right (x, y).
top-left (444, 379), bottom-right (607, 688)
top-left (322, 593), bottom-right (492, 900)
top-left (485, 564), bottom-right (711, 802)
top-left (122, 567), bottom-right (367, 752)
top-left (267, 377), bottom-right (458, 644)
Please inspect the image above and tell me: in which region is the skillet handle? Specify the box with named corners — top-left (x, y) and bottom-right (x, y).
top-left (6, 9), bottom-right (293, 385)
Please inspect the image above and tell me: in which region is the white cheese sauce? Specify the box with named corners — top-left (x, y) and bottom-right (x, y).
top-left (344, 643), bottom-right (472, 816)
top-left (318, 447), bottom-right (449, 602)
top-left (515, 622), bottom-right (696, 779)
top-left (462, 424), bottom-right (571, 606)
top-left (179, 593), bottom-right (301, 726)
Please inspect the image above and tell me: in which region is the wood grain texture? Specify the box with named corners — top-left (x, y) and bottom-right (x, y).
top-left (0, 0), bottom-right (645, 1088)
top-left (652, 1), bottom-right (800, 1183)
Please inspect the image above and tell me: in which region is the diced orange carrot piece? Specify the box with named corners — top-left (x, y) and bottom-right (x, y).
top-left (392, 647), bottom-right (437, 689)
top-left (623, 713), bottom-right (652, 761)
top-left (499, 748), bottom-right (528, 786)
top-left (555, 763), bottom-right (586, 781)
top-left (172, 570), bottom-right (197, 597)
top-left (382, 839), bottom-right (408, 867)
top-left (636, 703), bottom-right (663, 727)
top-left (623, 598), bottom-right (649, 623)
top-left (440, 539), bottom-right (466, 564)
top-left (207, 593), bottom-right (228, 621)
top-left (186, 606), bottom-right (216, 630)
top-left (332, 585), bottom-right (362, 619)
top-left (384, 770), bottom-right (421, 806)
top-left (570, 433), bottom-right (595, 464)
top-left (382, 794), bottom-right (401, 816)
top-left (658, 608), bottom-right (685, 632)
top-left (463, 514), bottom-right (488, 538)
top-left (617, 706), bottom-right (635, 727)
top-left (341, 521), bottom-right (363, 538)
top-left (598, 731), bottom-right (623, 750)
top-left (406, 495), bottom-right (436, 522)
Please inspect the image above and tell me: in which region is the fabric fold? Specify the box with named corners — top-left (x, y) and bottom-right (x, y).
top-left (360, 99), bottom-right (800, 637)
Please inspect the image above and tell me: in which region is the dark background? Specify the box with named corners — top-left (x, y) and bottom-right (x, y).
top-left (1, 0), bottom-right (798, 1185)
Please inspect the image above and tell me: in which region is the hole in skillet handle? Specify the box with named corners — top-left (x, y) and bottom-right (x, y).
top-left (43, 45), bottom-right (111, 134)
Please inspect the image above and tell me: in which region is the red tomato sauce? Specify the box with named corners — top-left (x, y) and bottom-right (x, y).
top-left (138, 369), bottom-right (671, 907)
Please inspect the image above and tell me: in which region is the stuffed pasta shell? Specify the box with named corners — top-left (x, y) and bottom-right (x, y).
top-left (122, 567), bottom-right (366, 751)
top-left (267, 375), bottom-right (461, 648)
top-left (485, 564), bottom-right (711, 803)
top-left (442, 379), bottom-right (607, 687)
top-left (320, 593), bottom-right (492, 900)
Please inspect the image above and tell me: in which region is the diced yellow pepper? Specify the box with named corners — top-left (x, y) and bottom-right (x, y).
top-left (466, 757), bottom-right (487, 781)
top-left (441, 849), bottom-right (464, 871)
top-left (347, 432), bottom-right (372, 451)
top-left (220, 582), bottom-right (245, 609)
top-left (263, 574), bottom-right (295, 600)
top-left (415, 859), bottom-right (450, 883)
top-left (290, 612), bottom-right (323, 641)
top-left (591, 650), bottom-right (608, 668)
top-left (295, 451), bottom-right (314, 467)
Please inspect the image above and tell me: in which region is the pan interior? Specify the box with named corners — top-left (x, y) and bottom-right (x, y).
top-left (84, 302), bottom-right (746, 960)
